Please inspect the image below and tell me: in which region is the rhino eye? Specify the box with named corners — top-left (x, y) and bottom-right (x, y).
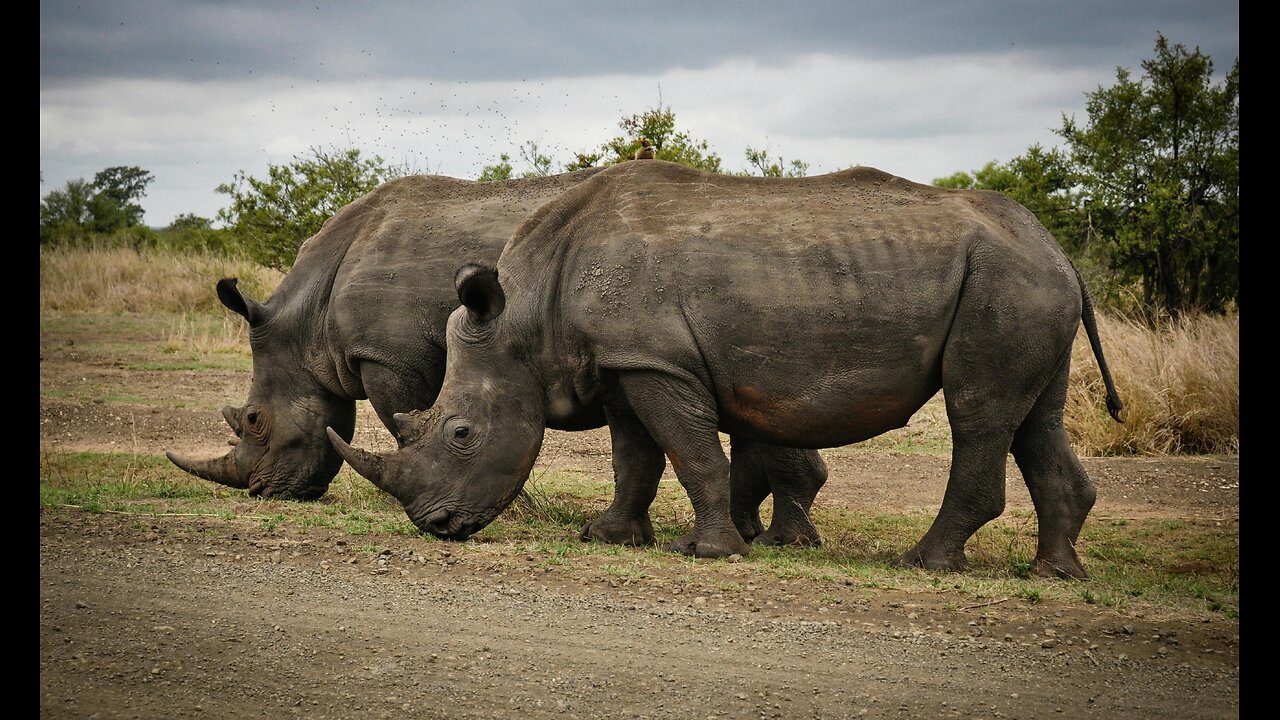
top-left (444, 418), bottom-right (475, 449)
top-left (245, 408), bottom-right (269, 434)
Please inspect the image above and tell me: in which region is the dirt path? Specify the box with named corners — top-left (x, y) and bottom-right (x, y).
top-left (39, 362), bottom-right (1240, 718)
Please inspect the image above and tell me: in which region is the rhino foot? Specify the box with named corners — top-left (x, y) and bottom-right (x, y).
top-left (669, 529), bottom-right (750, 559)
top-left (580, 514), bottom-right (655, 546)
top-left (892, 545), bottom-right (968, 573)
top-left (754, 525), bottom-right (822, 548)
top-left (1032, 553), bottom-right (1088, 580)
top-left (732, 511), bottom-right (766, 543)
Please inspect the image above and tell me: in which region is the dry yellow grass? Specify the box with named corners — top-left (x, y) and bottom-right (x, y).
top-left (1067, 313), bottom-right (1239, 456)
top-left (159, 313), bottom-right (251, 357)
top-left (39, 247), bottom-right (283, 314)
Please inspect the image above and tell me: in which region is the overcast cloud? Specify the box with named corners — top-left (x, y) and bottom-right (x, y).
top-left (40, 1), bottom-right (1239, 226)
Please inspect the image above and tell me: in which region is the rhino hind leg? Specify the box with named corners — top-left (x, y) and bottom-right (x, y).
top-left (580, 401), bottom-right (664, 547)
top-left (1011, 353), bottom-right (1094, 580)
top-left (893, 428), bottom-right (1013, 573)
top-left (895, 268), bottom-right (1087, 576)
top-left (731, 440), bottom-right (827, 547)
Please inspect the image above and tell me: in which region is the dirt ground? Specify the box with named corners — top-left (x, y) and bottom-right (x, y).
top-left (39, 355), bottom-right (1240, 718)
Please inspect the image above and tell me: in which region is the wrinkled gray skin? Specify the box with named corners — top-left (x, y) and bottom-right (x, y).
top-left (167, 169), bottom-right (825, 546)
top-left (329, 161), bottom-right (1123, 578)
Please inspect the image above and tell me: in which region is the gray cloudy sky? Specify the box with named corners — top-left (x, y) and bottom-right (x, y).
top-left (40, 0), bottom-right (1239, 226)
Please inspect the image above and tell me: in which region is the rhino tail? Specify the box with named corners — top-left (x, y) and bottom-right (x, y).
top-left (1073, 264), bottom-right (1124, 423)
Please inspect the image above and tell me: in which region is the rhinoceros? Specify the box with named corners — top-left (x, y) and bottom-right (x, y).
top-left (166, 169), bottom-right (827, 547)
top-left (327, 160), bottom-right (1123, 578)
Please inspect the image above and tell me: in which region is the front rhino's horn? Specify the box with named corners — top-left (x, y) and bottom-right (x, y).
top-left (326, 428), bottom-right (386, 486)
top-left (166, 449), bottom-right (248, 489)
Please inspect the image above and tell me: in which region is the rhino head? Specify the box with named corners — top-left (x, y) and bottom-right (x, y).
top-left (327, 264), bottom-right (545, 538)
top-left (166, 278), bottom-right (357, 500)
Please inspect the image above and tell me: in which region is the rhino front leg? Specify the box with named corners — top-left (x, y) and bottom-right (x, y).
top-left (580, 400), bottom-right (664, 546)
top-left (618, 371), bottom-right (749, 559)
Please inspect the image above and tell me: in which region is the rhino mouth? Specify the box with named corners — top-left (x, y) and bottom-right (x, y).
top-left (253, 479), bottom-right (328, 501)
top-left (405, 476), bottom-right (529, 540)
top-left (244, 456), bottom-right (332, 501)
top-left (412, 506), bottom-right (480, 540)
top-left (410, 504), bottom-right (507, 541)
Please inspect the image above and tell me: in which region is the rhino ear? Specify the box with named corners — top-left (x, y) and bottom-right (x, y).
top-left (454, 263), bottom-right (506, 323)
top-left (216, 278), bottom-right (266, 326)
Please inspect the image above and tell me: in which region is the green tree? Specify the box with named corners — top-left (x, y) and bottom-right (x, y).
top-left (744, 145), bottom-right (809, 178)
top-left (39, 166), bottom-right (155, 245)
top-left (86, 166), bottom-right (154, 233)
top-left (518, 141), bottom-right (554, 177)
top-left (156, 213), bottom-right (234, 254)
top-left (564, 151), bottom-right (602, 171)
top-left (477, 153), bottom-right (514, 182)
top-left (216, 146), bottom-right (408, 269)
top-left (478, 141), bottom-right (572, 180)
top-left (598, 105), bottom-right (724, 171)
top-left (1057, 34), bottom-right (1239, 316)
top-left (39, 178), bottom-right (95, 245)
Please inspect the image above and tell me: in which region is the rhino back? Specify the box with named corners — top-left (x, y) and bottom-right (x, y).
top-left (250, 170), bottom-right (600, 400)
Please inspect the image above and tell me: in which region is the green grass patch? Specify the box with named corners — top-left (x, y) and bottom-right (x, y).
top-left (40, 449), bottom-right (1238, 620)
top-left (41, 451), bottom-right (220, 511)
top-left (95, 392), bottom-right (150, 404)
top-left (42, 312), bottom-right (186, 337)
top-left (40, 381), bottom-right (232, 410)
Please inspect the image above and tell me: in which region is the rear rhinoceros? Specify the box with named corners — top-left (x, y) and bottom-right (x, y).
top-left (165, 171), bottom-right (606, 499)
top-left (166, 169), bottom-right (827, 547)
top-left (328, 160), bottom-right (1123, 578)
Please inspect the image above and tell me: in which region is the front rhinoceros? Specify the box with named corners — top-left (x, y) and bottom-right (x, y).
top-left (329, 160), bottom-right (1123, 578)
top-left (167, 168), bottom-right (827, 548)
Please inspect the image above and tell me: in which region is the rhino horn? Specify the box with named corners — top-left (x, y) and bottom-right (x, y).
top-left (326, 427), bottom-right (386, 486)
top-left (165, 450), bottom-right (248, 489)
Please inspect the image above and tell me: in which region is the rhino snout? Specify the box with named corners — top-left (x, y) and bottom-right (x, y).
top-left (417, 507), bottom-right (481, 540)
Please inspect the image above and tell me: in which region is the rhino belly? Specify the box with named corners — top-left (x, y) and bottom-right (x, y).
top-left (717, 367), bottom-right (939, 448)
